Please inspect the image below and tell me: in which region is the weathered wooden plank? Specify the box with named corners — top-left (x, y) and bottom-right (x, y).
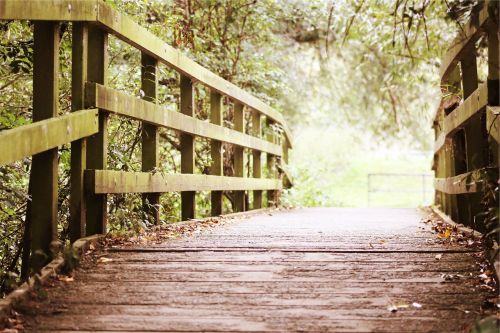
top-left (0, 109), bottom-right (97, 166)
top-left (93, 0), bottom-right (293, 146)
top-left (86, 83), bottom-right (282, 156)
top-left (86, 170), bottom-right (282, 194)
top-left (85, 25), bottom-right (108, 235)
top-left (434, 167), bottom-right (498, 194)
top-left (0, 0), bottom-right (98, 21)
top-left (434, 83), bottom-right (488, 153)
top-left (210, 91), bottom-right (223, 216)
top-left (141, 53), bottom-right (160, 224)
top-left (27, 21), bottom-right (60, 269)
top-left (233, 103), bottom-right (246, 212)
top-left (439, 1), bottom-right (490, 81)
top-left (180, 75), bottom-right (195, 220)
top-left (24, 314), bottom-right (487, 333)
top-left (69, 22), bottom-right (89, 243)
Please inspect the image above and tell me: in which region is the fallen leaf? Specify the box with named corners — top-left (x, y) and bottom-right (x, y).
top-left (437, 228), bottom-right (452, 239)
top-left (387, 304), bottom-right (398, 312)
top-left (412, 302), bottom-right (422, 308)
top-left (435, 254), bottom-right (442, 260)
top-left (378, 240), bottom-right (386, 244)
top-left (57, 276), bottom-right (74, 282)
top-left (396, 303), bottom-right (409, 309)
top-left (89, 243), bottom-right (95, 250)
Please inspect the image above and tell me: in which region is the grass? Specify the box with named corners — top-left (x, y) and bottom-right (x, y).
top-left (282, 126), bottom-right (433, 208)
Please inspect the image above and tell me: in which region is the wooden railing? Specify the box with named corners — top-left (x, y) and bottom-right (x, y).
top-left (432, 1), bottom-right (499, 230)
top-left (0, 0), bottom-right (293, 269)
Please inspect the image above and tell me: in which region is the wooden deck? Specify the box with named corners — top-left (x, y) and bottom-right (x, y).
top-left (19, 208), bottom-right (496, 332)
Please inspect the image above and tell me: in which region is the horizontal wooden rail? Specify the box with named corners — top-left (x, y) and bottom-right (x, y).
top-left (0, 109), bottom-right (98, 166)
top-left (439, 1), bottom-right (491, 81)
top-left (86, 83), bottom-right (282, 156)
top-left (434, 83), bottom-right (488, 153)
top-left (86, 170), bottom-right (282, 194)
top-left (434, 168), bottom-right (497, 194)
top-left (0, 0), bottom-right (293, 146)
top-left (0, 0), bottom-right (98, 21)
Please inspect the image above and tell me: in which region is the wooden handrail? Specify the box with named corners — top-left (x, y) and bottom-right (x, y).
top-left (439, 1), bottom-right (491, 82)
top-left (0, 0), bottom-right (293, 146)
top-left (0, 0), bottom-right (294, 272)
top-left (434, 83), bottom-right (488, 153)
top-left (434, 168), bottom-right (497, 195)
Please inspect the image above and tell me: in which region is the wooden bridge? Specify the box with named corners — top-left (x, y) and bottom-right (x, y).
top-left (0, 0), bottom-right (498, 332)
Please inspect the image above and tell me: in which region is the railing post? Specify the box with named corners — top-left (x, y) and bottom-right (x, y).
top-left (488, 17), bottom-right (499, 168)
top-left (488, 17), bottom-right (499, 111)
top-left (282, 137), bottom-right (291, 188)
top-left (442, 66), bottom-right (461, 220)
top-left (210, 91), bottom-right (223, 216)
top-left (70, 22), bottom-right (88, 243)
top-left (266, 118), bottom-right (277, 207)
top-left (460, 50), bottom-right (484, 224)
top-left (234, 103), bottom-right (246, 212)
top-left (85, 25), bottom-right (108, 235)
top-left (180, 75), bottom-right (195, 220)
top-left (141, 53), bottom-right (160, 224)
top-left (28, 21), bottom-right (60, 269)
top-left (252, 111), bottom-right (262, 209)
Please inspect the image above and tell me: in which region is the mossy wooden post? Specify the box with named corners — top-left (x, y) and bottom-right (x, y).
top-left (28, 21), bottom-right (60, 268)
top-left (85, 25), bottom-right (108, 235)
top-left (461, 50), bottom-right (483, 225)
top-left (488, 18), bottom-right (500, 170)
top-left (234, 103), bottom-right (246, 212)
top-left (266, 118), bottom-right (277, 207)
top-left (210, 91), bottom-right (223, 216)
top-left (434, 116), bottom-right (445, 210)
top-left (488, 19), bottom-right (499, 116)
top-left (443, 66), bottom-right (461, 220)
top-left (252, 111), bottom-right (262, 209)
top-left (70, 22), bottom-right (88, 242)
top-left (432, 120), bottom-right (440, 207)
top-left (180, 75), bottom-right (195, 220)
top-left (141, 53), bottom-right (160, 224)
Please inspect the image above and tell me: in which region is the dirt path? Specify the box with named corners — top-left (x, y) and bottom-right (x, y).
top-left (16, 208), bottom-right (497, 332)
